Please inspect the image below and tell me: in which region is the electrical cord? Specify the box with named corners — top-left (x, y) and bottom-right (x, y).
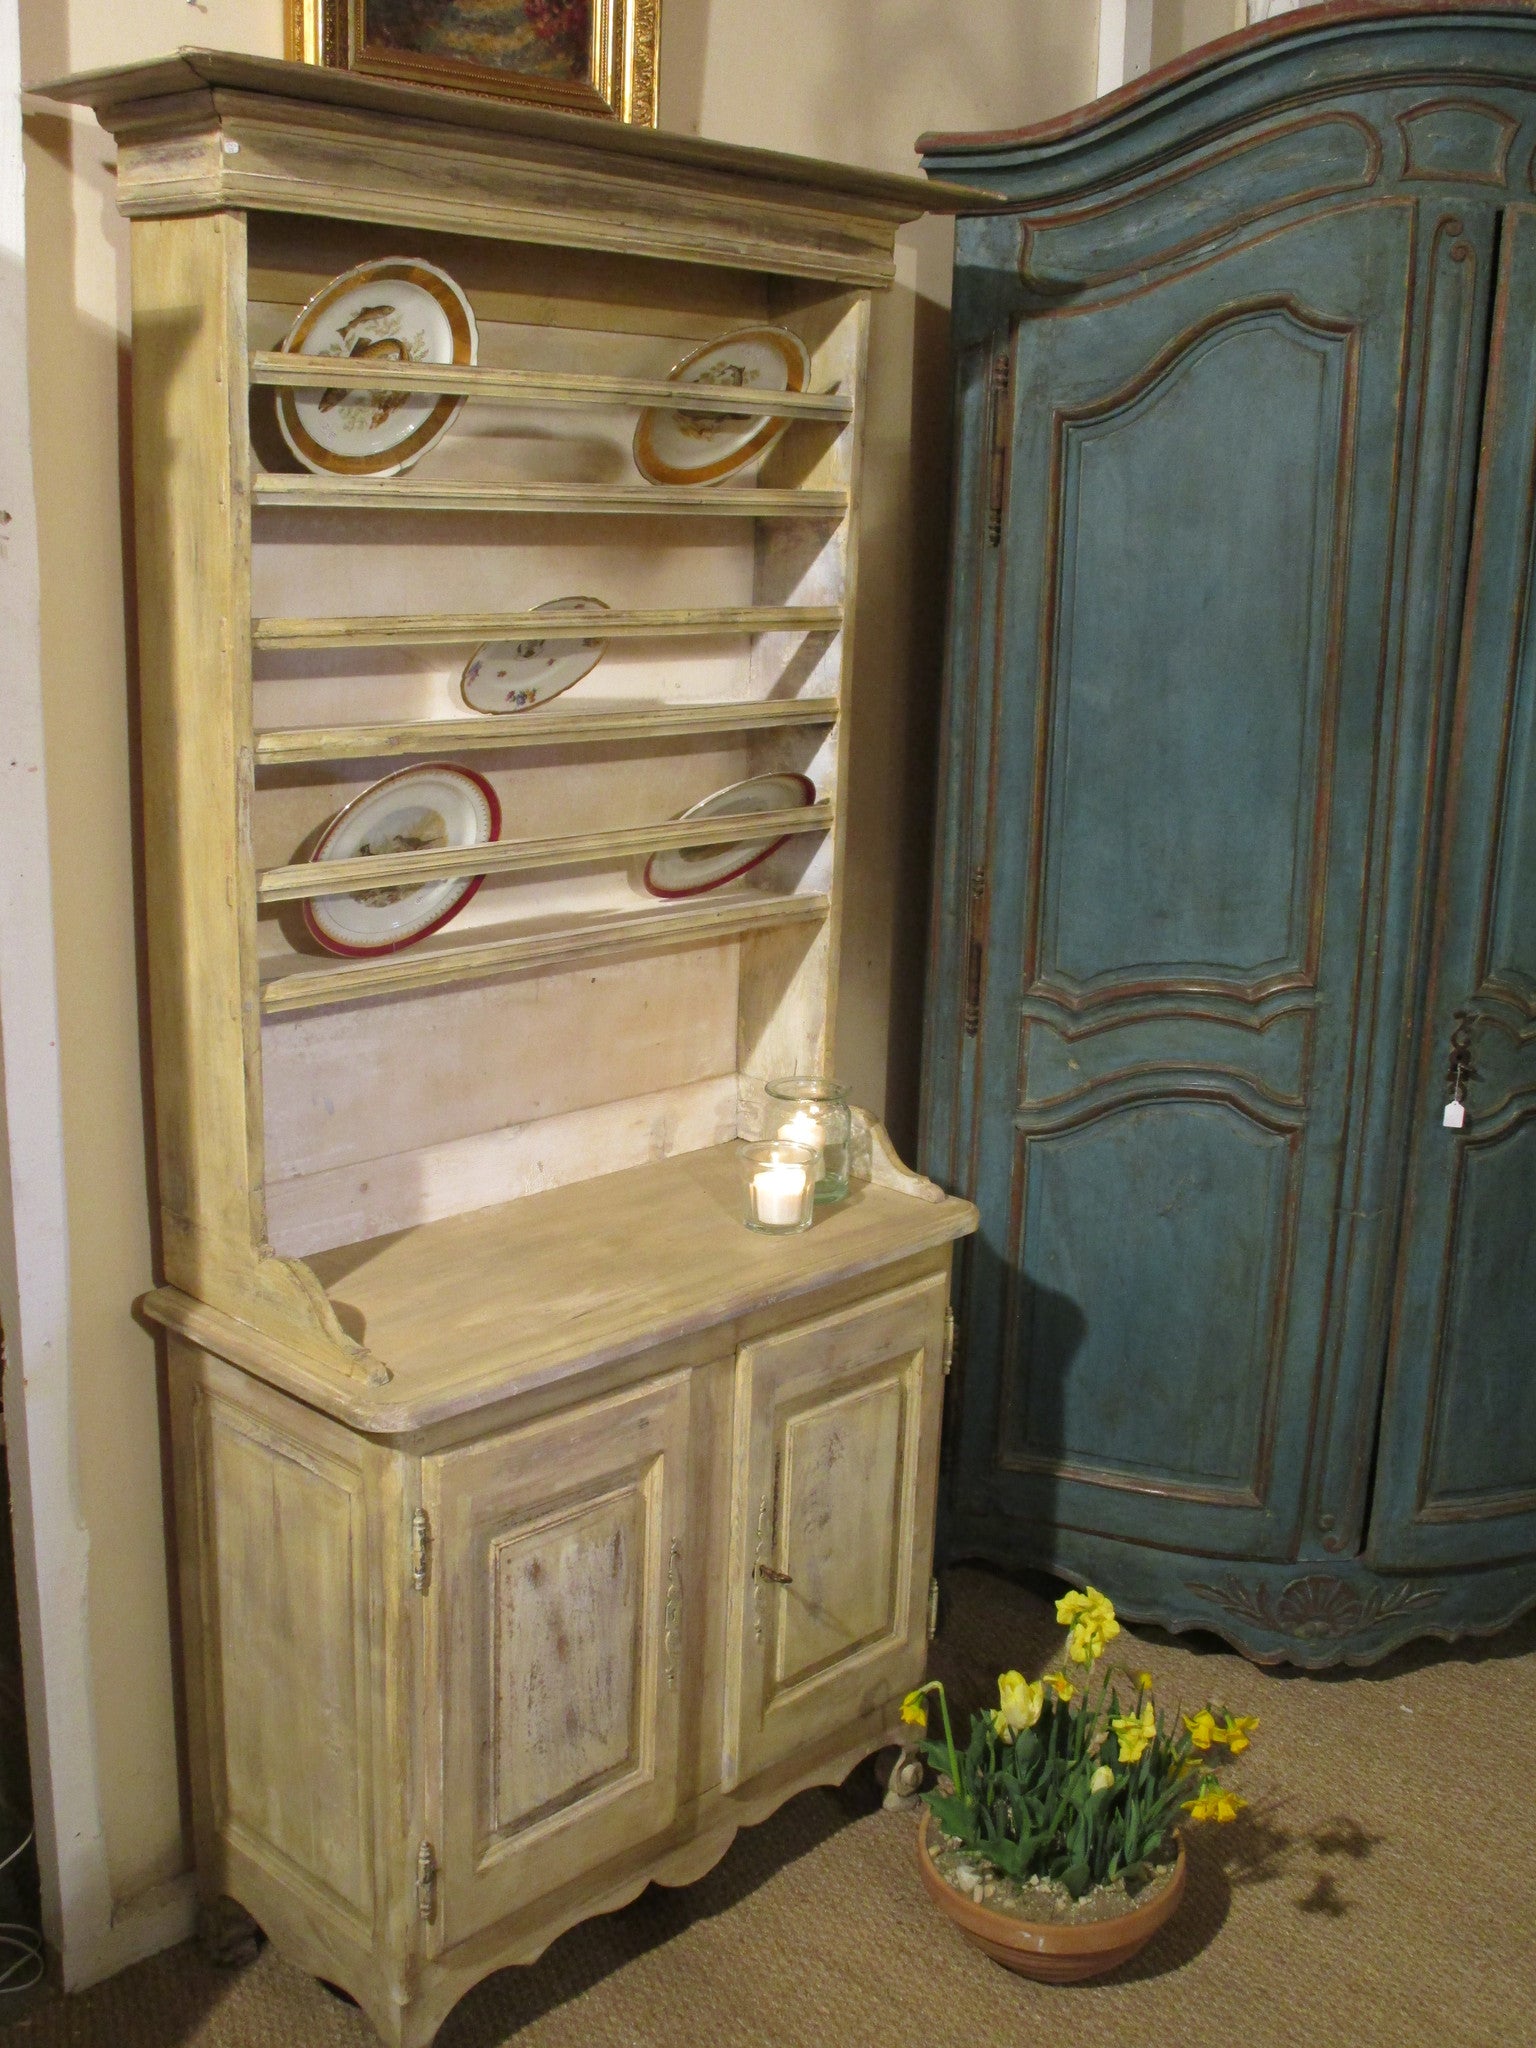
top-left (0, 1830), bottom-right (42, 1992)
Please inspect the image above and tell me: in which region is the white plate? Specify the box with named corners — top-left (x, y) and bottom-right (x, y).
top-left (303, 764), bottom-right (500, 957)
top-left (634, 326), bottom-right (811, 487)
top-left (461, 597), bottom-right (610, 714)
top-left (277, 258), bottom-right (478, 478)
top-left (643, 772), bottom-right (815, 899)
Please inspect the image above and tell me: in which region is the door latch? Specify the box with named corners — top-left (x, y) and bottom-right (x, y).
top-left (963, 865), bottom-right (987, 1037)
top-left (986, 350), bottom-right (1012, 545)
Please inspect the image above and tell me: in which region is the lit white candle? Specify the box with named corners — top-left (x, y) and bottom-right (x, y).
top-left (776, 1109), bottom-right (825, 1176)
top-left (751, 1160), bottom-right (808, 1227)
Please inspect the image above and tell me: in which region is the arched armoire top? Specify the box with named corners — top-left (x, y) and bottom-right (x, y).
top-left (918, 2), bottom-right (1536, 198)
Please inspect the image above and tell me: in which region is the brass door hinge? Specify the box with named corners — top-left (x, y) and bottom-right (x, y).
top-left (416, 1839), bottom-right (437, 1922)
top-left (943, 1307), bottom-right (957, 1377)
top-left (986, 349), bottom-right (1012, 545)
top-left (963, 865), bottom-right (987, 1037)
top-left (410, 1508), bottom-right (432, 1595)
top-left (928, 1576), bottom-right (941, 1641)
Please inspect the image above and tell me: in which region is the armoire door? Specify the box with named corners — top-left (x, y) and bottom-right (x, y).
top-left (947, 200), bottom-right (1434, 1565)
top-left (422, 1372), bottom-right (691, 1952)
top-left (1370, 208), bottom-right (1536, 1572)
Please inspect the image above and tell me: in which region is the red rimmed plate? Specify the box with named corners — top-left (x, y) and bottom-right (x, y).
top-left (642, 772), bottom-right (815, 900)
top-left (302, 763), bottom-right (501, 957)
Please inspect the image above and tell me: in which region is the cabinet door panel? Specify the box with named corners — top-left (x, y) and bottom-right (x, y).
top-left (947, 200), bottom-right (1435, 1563)
top-left (1371, 207), bottom-right (1536, 1568)
top-left (723, 1274), bottom-right (946, 1790)
top-left (425, 1372), bottom-right (690, 1950)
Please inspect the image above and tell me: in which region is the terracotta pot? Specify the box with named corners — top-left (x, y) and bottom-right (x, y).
top-left (916, 1808), bottom-right (1187, 1983)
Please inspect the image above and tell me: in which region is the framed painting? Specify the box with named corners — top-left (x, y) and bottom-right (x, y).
top-left (287, 2), bottom-right (660, 125)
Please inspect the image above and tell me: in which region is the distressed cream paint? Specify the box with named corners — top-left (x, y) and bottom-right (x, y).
top-left (9, 0), bottom-right (1221, 1982)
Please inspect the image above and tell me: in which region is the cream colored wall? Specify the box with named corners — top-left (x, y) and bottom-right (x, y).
top-left (660, 0), bottom-right (1096, 1143)
top-left (18, 0), bottom-right (286, 1918)
top-left (1154, 0), bottom-right (1246, 65)
top-left (14, 0), bottom-right (1105, 1939)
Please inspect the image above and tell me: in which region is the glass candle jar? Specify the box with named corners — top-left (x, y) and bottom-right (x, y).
top-left (742, 1140), bottom-right (817, 1234)
top-left (765, 1077), bottom-right (852, 1203)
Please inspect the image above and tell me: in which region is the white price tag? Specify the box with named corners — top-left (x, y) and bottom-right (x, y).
top-left (1443, 1099), bottom-right (1467, 1130)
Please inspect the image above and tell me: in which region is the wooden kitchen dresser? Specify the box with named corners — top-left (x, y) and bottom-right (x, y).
top-left (40, 52), bottom-right (979, 2046)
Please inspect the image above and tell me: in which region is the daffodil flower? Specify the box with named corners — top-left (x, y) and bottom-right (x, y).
top-left (1135, 1670), bottom-right (1154, 1694)
top-left (1056, 1586), bottom-right (1120, 1666)
top-left (901, 1680), bottom-right (963, 1807)
top-left (1182, 1775), bottom-right (1248, 1824)
top-left (1043, 1672), bottom-right (1075, 1701)
top-left (1112, 1699), bottom-right (1157, 1765)
top-left (1220, 1713), bottom-right (1260, 1755)
top-left (1183, 1709), bottom-right (1221, 1750)
top-left (1090, 1764), bottom-right (1115, 1795)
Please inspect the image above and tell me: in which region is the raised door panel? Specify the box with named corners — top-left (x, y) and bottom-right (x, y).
top-left (948, 199), bottom-right (1444, 1564)
top-left (723, 1273), bottom-right (947, 1790)
top-left (1371, 207), bottom-right (1536, 1570)
top-left (425, 1372), bottom-right (691, 1951)
top-left (193, 1387), bottom-right (376, 1936)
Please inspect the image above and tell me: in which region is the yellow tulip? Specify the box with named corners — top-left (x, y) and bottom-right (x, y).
top-left (1183, 1710), bottom-right (1221, 1751)
top-left (995, 1670), bottom-right (1044, 1738)
top-left (900, 1689), bottom-right (928, 1730)
top-left (1090, 1764), bottom-right (1115, 1795)
top-left (1221, 1713), bottom-right (1260, 1755)
top-left (1112, 1699), bottom-right (1157, 1766)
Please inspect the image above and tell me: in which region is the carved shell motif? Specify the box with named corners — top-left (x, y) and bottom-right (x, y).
top-left (1186, 1573), bottom-right (1444, 1641)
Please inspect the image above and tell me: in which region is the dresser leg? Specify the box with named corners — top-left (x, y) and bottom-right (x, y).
top-left (881, 1741), bottom-right (926, 1811)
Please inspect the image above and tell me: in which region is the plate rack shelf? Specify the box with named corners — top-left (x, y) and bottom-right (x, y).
top-left (44, 49), bottom-right (981, 2048)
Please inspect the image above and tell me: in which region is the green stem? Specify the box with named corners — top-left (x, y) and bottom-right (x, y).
top-left (921, 1680), bottom-right (963, 1805)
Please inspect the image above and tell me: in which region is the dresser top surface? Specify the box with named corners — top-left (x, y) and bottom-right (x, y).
top-left (150, 1143), bottom-right (976, 1435)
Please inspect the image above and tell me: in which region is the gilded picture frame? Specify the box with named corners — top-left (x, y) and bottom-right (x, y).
top-left (287, 2), bottom-right (660, 126)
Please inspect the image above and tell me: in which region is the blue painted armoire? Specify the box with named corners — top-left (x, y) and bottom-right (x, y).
top-left (918, 3), bottom-right (1536, 1665)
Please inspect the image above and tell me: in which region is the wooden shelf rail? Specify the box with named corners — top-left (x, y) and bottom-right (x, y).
top-left (258, 802), bottom-right (833, 903)
top-left (252, 604), bottom-right (843, 651)
top-left (251, 475), bottom-right (848, 518)
top-left (249, 350), bottom-right (854, 422)
top-left (255, 697), bottom-right (841, 767)
top-left (260, 890), bottom-right (831, 1015)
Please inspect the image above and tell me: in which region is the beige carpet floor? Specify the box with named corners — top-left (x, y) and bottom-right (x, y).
top-left (6, 1563), bottom-right (1534, 2048)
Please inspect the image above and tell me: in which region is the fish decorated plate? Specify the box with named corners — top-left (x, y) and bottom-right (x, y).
top-left (302, 763), bottom-right (500, 957)
top-left (634, 326), bottom-right (811, 487)
top-left (643, 772), bottom-right (815, 899)
top-left (277, 258), bottom-right (478, 478)
top-left (461, 597), bottom-right (610, 714)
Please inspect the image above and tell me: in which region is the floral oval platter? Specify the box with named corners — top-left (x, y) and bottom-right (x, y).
top-left (643, 772), bottom-right (815, 900)
top-left (634, 325), bottom-right (811, 487)
top-left (302, 763), bottom-right (501, 957)
top-left (277, 257), bottom-right (478, 478)
top-left (461, 597), bottom-right (610, 714)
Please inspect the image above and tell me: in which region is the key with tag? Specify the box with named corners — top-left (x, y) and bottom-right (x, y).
top-left (1443, 1013), bottom-right (1475, 1131)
